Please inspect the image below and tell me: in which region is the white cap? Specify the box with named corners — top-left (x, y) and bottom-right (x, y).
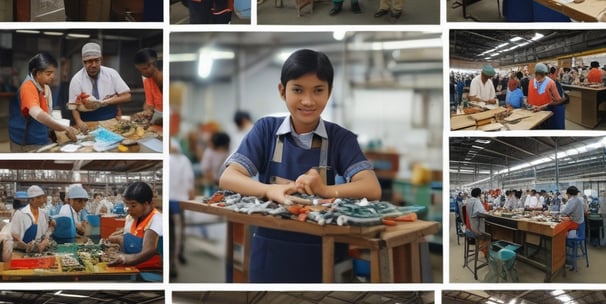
top-left (27, 185), bottom-right (45, 199)
top-left (82, 42), bottom-right (102, 61)
top-left (68, 184), bottom-right (89, 199)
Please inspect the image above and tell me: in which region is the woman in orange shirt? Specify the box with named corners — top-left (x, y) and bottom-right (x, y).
top-left (8, 52), bottom-right (78, 152)
top-left (586, 61), bottom-right (603, 84)
top-left (133, 48), bottom-right (162, 125)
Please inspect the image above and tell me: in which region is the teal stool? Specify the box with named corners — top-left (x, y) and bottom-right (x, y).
top-left (485, 241), bottom-right (519, 283)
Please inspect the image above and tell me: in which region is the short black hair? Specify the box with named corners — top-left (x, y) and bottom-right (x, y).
top-left (134, 48), bottom-right (158, 65)
top-left (566, 186), bottom-right (580, 196)
top-left (211, 132), bottom-right (230, 149)
top-left (28, 52), bottom-right (57, 76)
top-left (471, 188), bottom-right (482, 198)
top-left (233, 111), bottom-right (251, 128)
top-left (280, 49), bottom-right (334, 91)
top-left (591, 61), bottom-right (600, 68)
top-left (123, 181), bottom-right (154, 204)
top-left (516, 71), bottom-right (523, 80)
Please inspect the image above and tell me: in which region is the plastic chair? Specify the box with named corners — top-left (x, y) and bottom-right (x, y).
top-left (566, 221), bottom-right (589, 271)
top-left (485, 241), bottom-right (519, 283)
top-left (461, 205), bottom-right (489, 280)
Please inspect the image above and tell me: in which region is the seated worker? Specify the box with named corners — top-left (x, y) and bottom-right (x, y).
top-left (108, 182), bottom-right (162, 270)
top-left (10, 186), bottom-right (54, 253)
top-left (219, 49), bottom-right (381, 283)
top-left (561, 186), bottom-right (585, 234)
top-left (58, 184), bottom-right (89, 236)
top-left (69, 42), bottom-right (131, 133)
top-left (132, 48), bottom-right (162, 126)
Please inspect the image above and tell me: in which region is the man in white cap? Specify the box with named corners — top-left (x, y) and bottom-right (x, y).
top-left (527, 63), bottom-right (562, 113)
top-left (469, 64), bottom-right (497, 105)
top-left (68, 42), bottom-right (131, 133)
top-left (10, 186), bottom-right (53, 253)
top-left (58, 184), bottom-right (89, 236)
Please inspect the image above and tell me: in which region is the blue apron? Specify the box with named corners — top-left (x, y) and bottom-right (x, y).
top-left (249, 134), bottom-right (344, 283)
top-left (22, 213), bottom-right (38, 244)
top-left (124, 232), bottom-right (143, 254)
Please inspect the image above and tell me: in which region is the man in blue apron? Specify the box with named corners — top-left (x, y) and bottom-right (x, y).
top-left (10, 186), bottom-right (53, 253)
top-left (219, 49), bottom-right (381, 282)
top-left (58, 184), bottom-right (89, 236)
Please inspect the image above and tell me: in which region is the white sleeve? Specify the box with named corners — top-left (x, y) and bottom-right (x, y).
top-left (68, 73), bottom-right (81, 104)
top-left (469, 78), bottom-right (480, 97)
top-left (58, 205), bottom-right (70, 217)
top-left (149, 213), bottom-right (163, 237)
top-left (10, 211), bottom-right (26, 240)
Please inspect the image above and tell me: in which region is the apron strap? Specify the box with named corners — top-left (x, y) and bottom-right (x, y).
top-left (319, 136), bottom-right (328, 167)
top-left (272, 135), bottom-right (284, 163)
top-left (272, 133), bottom-right (329, 167)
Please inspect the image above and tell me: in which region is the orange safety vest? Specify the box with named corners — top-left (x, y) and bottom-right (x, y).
top-left (528, 77), bottom-right (552, 107)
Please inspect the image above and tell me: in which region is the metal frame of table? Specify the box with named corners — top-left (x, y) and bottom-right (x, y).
top-left (180, 200), bottom-right (440, 283)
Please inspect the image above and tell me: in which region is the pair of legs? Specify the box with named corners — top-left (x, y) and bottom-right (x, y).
top-left (374, 0), bottom-right (403, 21)
top-left (329, 0), bottom-right (361, 16)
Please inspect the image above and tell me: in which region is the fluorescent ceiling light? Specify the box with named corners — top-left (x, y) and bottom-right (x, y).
top-left (170, 53), bottom-right (197, 62)
top-left (532, 33), bottom-right (544, 41)
top-left (43, 31), bottom-right (64, 36)
top-left (551, 290), bottom-right (565, 296)
top-left (510, 36), bottom-right (523, 42)
top-left (349, 38), bottom-right (442, 51)
top-left (54, 291), bottom-right (88, 298)
top-left (15, 30), bottom-right (40, 34)
top-left (556, 151), bottom-right (567, 158)
top-left (333, 31), bottom-right (346, 41)
top-left (518, 42), bottom-right (530, 47)
top-left (198, 48), bottom-right (213, 79)
top-left (497, 42), bottom-right (509, 48)
top-left (556, 295), bottom-right (571, 302)
top-left (565, 148), bottom-right (579, 156)
top-left (471, 145), bottom-right (484, 150)
top-left (67, 33), bottom-right (90, 39)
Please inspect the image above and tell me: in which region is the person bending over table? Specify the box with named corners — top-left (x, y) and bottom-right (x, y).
top-left (132, 48), bottom-right (163, 126)
top-left (10, 186), bottom-right (54, 253)
top-left (469, 65), bottom-right (497, 105)
top-left (219, 49), bottom-right (381, 283)
top-left (108, 182), bottom-right (162, 269)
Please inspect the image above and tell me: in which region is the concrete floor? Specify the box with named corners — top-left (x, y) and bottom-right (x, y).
top-left (446, 0), bottom-right (504, 22)
top-left (172, 221), bottom-right (443, 283)
top-left (448, 213), bottom-right (606, 283)
top-left (257, 0), bottom-right (439, 25)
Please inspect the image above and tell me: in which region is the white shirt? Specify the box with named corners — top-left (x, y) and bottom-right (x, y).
top-left (68, 66), bottom-right (130, 103)
top-left (469, 74), bottom-right (496, 101)
top-left (525, 195), bottom-right (539, 208)
top-left (170, 152), bottom-right (194, 201)
top-left (58, 204), bottom-right (81, 226)
top-left (10, 204), bottom-right (51, 241)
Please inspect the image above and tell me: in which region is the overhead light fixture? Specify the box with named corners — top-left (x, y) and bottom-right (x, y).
top-left (198, 48), bottom-right (213, 79)
top-left (532, 33), bottom-right (544, 41)
top-left (66, 33), bottom-right (90, 39)
top-left (518, 42), bottom-right (530, 47)
top-left (54, 291), bottom-right (89, 298)
top-left (497, 42), bottom-right (509, 48)
top-left (510, 36), bottom-right (523, 42)
top-left (170, 53), bottom-right (197, 62)
top-left (350, 38), bottom-right (442, 51)
top-left (556, 295), bottom-right (571, 302)
top-left (43, 31), bottom-right (64, 36)
top-left (15, 30), bottom-right (40, 34)
top-left (474, 139), bottom-right (491, 144)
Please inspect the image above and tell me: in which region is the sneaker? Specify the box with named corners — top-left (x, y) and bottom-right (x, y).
top-left (329, 2), bottom-right (343, 15)
top-left (351, 2), bottom-right (361, 13)
top-left (374, 9), bottom-right (388, 17)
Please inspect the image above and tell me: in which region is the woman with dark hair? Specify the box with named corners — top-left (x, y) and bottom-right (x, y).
top-left (108, 182), bottom-right (162, 270)
top-left (9, 52), bottom-right (78, 152)
top-left (219, 49), bottom-right (381, 282)
top-left (467, 188), bottom-right (487, 235)
top-left (133, 48), bottom-right (163, 125)
top-left (561, 186), bottom-right (585, 232)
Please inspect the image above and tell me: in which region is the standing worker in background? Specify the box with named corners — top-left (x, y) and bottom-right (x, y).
top-left (231, 110), bottom-right (253, 154)
top-left (469, 65), bottom-right (497, 105)
top-left (9, 52), bottom-right (78, 152)
top-left (133, 48), bottom-right (163, 126)
top-left (69, 42), bottom-right (131, 133)
top-left (527, 63), bottom-right (563, 128)
top-left (329, 0), bottom-right (361, 16)
top-left (586, 61), bottom-right (602, 84)
top-left (11, 186), bottom-right (54, 253)
top-left (373, 0), bottom-right (402, 23)
top-left (219, 49), bottom-right (381, 282)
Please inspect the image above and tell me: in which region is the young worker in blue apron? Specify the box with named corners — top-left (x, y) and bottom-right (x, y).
top-left (108, 182), bottom-right (162, 270)
top-left (219, 49), bottom-right (381, 283)
top-left (57, 184), bottom-right (89, 237)
top-left (10, 186), bottom-right (53, 253)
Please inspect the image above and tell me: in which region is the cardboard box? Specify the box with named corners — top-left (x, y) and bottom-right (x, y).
top-left (82, 0), bottom-right (111, 21)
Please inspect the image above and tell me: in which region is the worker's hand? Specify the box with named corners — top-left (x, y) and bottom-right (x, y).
top-left (265, 183), bottom-right (297, 204)
top-left (64, 126), bottom-right (78, 142)
top-left (75, 121), bottom-right (88, 134)
top-left (37, 238), bottom-right (49, 253)
top-left (24, 241), bottom-right (36, 253)
top-left (295, 168), bottom-right (326, 196)
top-left (486, 98), bottom-right (497, 104)
top-left (108, 254), bottom-right (126, 266)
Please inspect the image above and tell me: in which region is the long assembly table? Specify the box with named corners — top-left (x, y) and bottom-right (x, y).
top-left (483, 213), bottom-right (568, 282)
top-left (180, 200), bottom-right (440, 283)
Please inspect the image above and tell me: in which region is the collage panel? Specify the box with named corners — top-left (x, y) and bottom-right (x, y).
top-left (173, 291), bottom-right (435, 304)
top-left (0, 28), bottom-right (163, 153)
top-left (168, 31), bottom-right (443, 283)
top-left (0, 0), bottom-right (163, 22)
top-left (0, 290), bottom-right (165, 303)
top-left (450, 29), bottom-right (606, 132)
top-left (169, 0), bottom-right (251, 24)
top-left (449, 136), bottom-right (606, 283)
top-left (0, 159), bottom-right (164, 282)
top-left (446, 0), bottom-right (601, 22)
top-left (443, 290), bottom-right (606, 304)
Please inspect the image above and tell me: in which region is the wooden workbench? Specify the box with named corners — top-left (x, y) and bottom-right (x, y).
top-left (561, 84), bottom-right (606, 128)
top-left (534, 0), bottom-right (606, 22)
top-left (180, 200), bottom-right (440, 283)
top-left (483, 214), bottom-right (567, 282)
top-left (451, 108), bottom-right (553, 131)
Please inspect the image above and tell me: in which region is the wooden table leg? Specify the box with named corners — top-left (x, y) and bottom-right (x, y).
top-left (226, 221), bottom-right (234, 282)
top-left (242, 224), bottom-right (251, 283)
top-left (322, 236), bottom-right (335, 283)
top-left (370, 248), bottom-right (381, 283)
top-left (393, 240), bottom-right (421, 282)
top-left (379, 247), bottom-right (393, 282)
